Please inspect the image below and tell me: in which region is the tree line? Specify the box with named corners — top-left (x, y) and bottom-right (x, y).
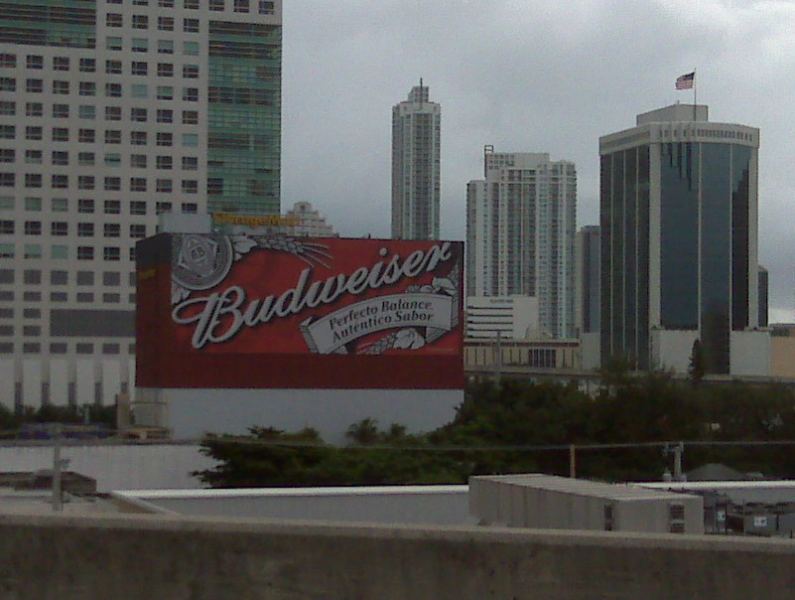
top-left (196, 367), bottom-right (795, 487)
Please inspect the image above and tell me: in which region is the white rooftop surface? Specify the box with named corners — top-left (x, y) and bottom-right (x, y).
top-left (112, 485), bottom-right (474, 526)
top-left (474, 474), bottom-right (696, 501)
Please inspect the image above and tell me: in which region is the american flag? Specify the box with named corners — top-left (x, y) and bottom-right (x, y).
top-left (676, 72), bottom-right (695, 90)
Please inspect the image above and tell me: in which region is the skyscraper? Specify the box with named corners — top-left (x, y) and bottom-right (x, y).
top-left (467, 148), bottom-right (577, 339)
top-left (0, 0), bottom-right (282, 410)
top-left (391, 81), bottom-right (440, 240)
top-left (599, 104), bottom-right (765, 374)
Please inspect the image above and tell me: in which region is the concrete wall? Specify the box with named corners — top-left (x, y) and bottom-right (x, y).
top-left (0, 444), bottom-right (215, 491)
top-left (731, 330), bottom-right (771, 376)
top-left (771, 336), bottom-right (795, 378)
top-left (652, 329), bottom-right (699, 373)
top-left (2, 513), bottom-right (795, 599)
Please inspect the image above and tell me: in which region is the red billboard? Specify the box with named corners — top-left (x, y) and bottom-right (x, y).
top-left (136, 234), bottom-right (464, 389)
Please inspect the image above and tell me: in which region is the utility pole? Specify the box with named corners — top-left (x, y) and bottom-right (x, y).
top-left (569, 444), bottom-right (576, 478)
top-left (51, 423), bottom-right (63, 512)
top-left (494, 330), bottom-right (502, 387)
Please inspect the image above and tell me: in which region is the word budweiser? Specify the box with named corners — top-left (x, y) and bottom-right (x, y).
top-left (173, 243), bottom-right (453, 349)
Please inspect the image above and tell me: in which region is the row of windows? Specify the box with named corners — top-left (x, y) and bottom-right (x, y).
top-left (0, 78), bottom-right (200, 99)
top-left (107, 14), bottom-right (200, 32)
top-left (0, 104), bottom-right (199, 124)
top-left (104, 0), bottom-right (275, 14)
top-left (0, 269), bottom-right (135, 287)
top-left (1, 55), bottom-right (200, 79)
top-left (2, 151), bottom-right (198, 172)
top-left (0, 55), bottom-right (95, 72)
top-left (0, 342), bottom-right (134, 356)
top-left (0, 289), bottom-right (135, 304)
top-left (0, 127), bottom-right (199, 146)
top-left (0, 222), bottom-right (148, 238)
top-left (105, 37), bottom-right (200, 55)
top-left (0, 197), bottom-right (196, 215)
top-left (0, 174), bottom-right (199, 192)
top-left (0, 245), bottom-right (128, 261)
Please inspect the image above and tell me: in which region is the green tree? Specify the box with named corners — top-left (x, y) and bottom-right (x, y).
top-left (688, 339), bottom-right (705, 385)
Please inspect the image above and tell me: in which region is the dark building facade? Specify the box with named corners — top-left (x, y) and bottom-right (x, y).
top-left (599, 104), bottom-right (760, 374)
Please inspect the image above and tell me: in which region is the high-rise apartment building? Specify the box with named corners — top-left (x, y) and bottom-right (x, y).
top-left (391, 81), bottom-right (440, 240)
top-left (467, 148), bottom-right (577, 339)
top-left (0, 0), bottom-right (282, 410)
top-left (599, 104), bottom-right (768, 375)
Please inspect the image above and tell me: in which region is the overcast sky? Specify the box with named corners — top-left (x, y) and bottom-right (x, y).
top-left (280, 0), bottom-right (795, 321)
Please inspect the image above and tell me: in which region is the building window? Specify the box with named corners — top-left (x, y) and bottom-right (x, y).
top-left (78, 198), bottom-right (94, 213)
top-left (51, 198), bottom-right (68, 212)
top-left (130, 201), bottom-right (146, 215)
top-left (157, 133), bottom-right (173, 146)
top-left (78, 175), bottom-right (95, 189)
top-left (130, 177), bottom-right (147, 192)
top-left (156, 201), bottom-right (172, 214)
top-left (52, 80), bottom-right (69, 94)
top-left (24, 173), bottom-right (41, 188)
top-left (25, 150), bottom-right (41, 164)
top-left (0, 77), bottom-right (15, 92)
top-left (131, 108), bottom-right (148, 122)
top-left (130, 224), bottom-right (147, 239)
top-left (51, 222), bottom-right (68, 236)
top-left (210, 0), bottom-right (224, 9)
top-left (157, 63), bottom-right (173, 77)
top-left (182, 133), bottom-right (198, 147)
top-left (0, 126), bottom-right (14, 139)
top-left (0, 220), bottom-right (13, 234)
top-left (25, 103), bottom-right (42, 117)
top-left (158, 40), bottom-right (174, 54)
top-left (106, 13), bottom-right (122, 27)
top-left (0, 149), bottom-right (13, 162)
top-left (182, 64), bottom-right (199, 79)
top-left (258, 0), bottom-right (274, 14)
top-left (25, 126), bottom-right (42, 140)
top-left (132, 15), bottom-right (149, 29)
top-left (181, 180), bottom-right (197, 194)
top-left (182, 156), bottom-right (198, 170)
top-left (104, 223), bottom-right (120, 238)
top-left (78, 152), bottom-right (95, 166)
top-left (131, 131), bottom-right (148, 145)
top-left (157, 109), bottom-right (173, 123)
top-left (104, 177), bottom-right (121, 191)
top-left (105, 83), bottom-right (122, 97)
top-left (79, 58), bottom-right (95, 72)
top-left (181, 202), bottom-right (197, 214)
top-left (105, 152), bottom-right (121, 167)
top-left (78, 129), bottom-right (95, 143)
top-left (158, 16), bottom-right (174, 31)
top-left (51, 151), bottom-right (68, 165)
top-left (106, 59), bottom-right (122, 74)
top-left (52, 104), bottom-right (69, 118)
top-left (24, 221), bottom-right (41, 236)
top-left (105, 130), bottom-right (122, 144)
top-left (156, 179), bottom-right (172, 193)
top-left (182, 87), bottom-right (198, 101)
top-left (104, 247), bottom-right (121, 261)
top-left (76, 344), bottom-right (94, 355)
top-left (24, 197), bottom-right (41, 211)
top-left (184, 0), bottom-right (199, 8)
top-left (156, 85), bottom-right (173, 100)
top-left (132, 61), bottom-right (148, 76)
top-left (183, 41), bottom-right (199, 56)
top-left (132, 38), bottom-right (149, 52)
top-left (104, 200), bottom-right (121, 214)
top-left (156, 156), bottom-right (173, 169)
top-left (0, 53), bottom-right (15, 68)
top-left (52, 128), bottom-right (69, 142)
top-left (25, 79), bottom-right (42, 93)
top-left (105, 106), bottom-right (122, 121)
top-left (77, 246), bottom-right (94, 260)
top-left (234, 0), bottom-right (250, 12)
top-left (183, 18), bottom-right (199, 33)
top-left (26, 55), bottom-right (43, 69)
top-left (79, 105), bottom-right (95, 119)
top-left (130, 154), bottom-right (147, 168)
top-left (77, 223), bottom-right (94, 237)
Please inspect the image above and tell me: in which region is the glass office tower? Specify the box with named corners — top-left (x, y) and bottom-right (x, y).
top-left (599, 104), bottom-right (760, 374)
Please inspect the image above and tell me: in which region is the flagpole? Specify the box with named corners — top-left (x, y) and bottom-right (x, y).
top-left (693, 68), bottom-right (697, 120)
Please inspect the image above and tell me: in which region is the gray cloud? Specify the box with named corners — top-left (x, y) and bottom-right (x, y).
top-left (281, 0), bottom-right (795, 320)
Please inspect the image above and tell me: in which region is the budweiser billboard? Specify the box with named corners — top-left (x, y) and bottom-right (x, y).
top-left (136, 234), bottom-right (464, 389)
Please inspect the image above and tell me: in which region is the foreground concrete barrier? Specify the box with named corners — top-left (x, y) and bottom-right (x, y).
top-left (1, 512), bottom-right (795, 599)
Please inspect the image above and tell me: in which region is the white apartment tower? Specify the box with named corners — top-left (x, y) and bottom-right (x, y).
top-left (467, 148), bottom-right (577, 339)
top-left (391, 80), bottom-right (440, 240)
top-left (0, 0), bottom-right (283, 411)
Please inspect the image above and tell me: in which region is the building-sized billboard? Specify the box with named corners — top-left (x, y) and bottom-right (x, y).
top-left (136, 234), bottom-right (464, 389)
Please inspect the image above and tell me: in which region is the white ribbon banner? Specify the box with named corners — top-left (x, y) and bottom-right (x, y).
top-left (300, 293), bottom-right (454, 354)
